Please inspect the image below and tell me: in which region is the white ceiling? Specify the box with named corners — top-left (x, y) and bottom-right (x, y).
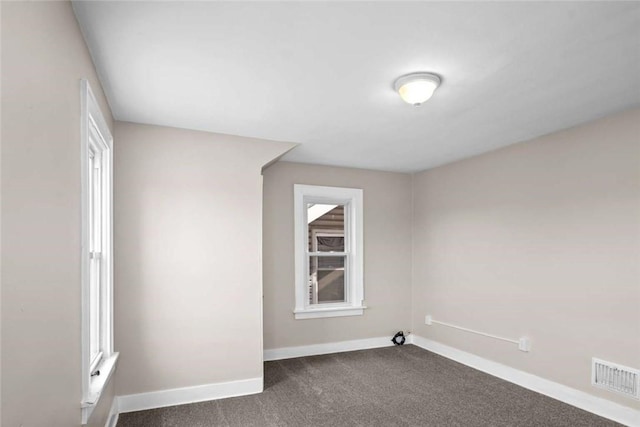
top-left (73, 1), bottom-right (640, 173)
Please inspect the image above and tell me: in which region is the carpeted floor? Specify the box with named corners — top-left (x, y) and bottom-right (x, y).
top-left (117, 345), bottom-right (621, 426)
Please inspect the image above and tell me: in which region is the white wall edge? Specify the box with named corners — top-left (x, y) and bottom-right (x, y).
top-left (105, 396), bottom-right (119, 427)
top-left (264, 336), bottom-right (395, 361)
top-left (410, 335), bottom-right (640, 427)
top-left (117, 377), bottom-right (263, 414)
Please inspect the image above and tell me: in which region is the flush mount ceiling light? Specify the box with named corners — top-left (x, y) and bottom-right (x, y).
top-left (394, 72), bottom-right (441, 106)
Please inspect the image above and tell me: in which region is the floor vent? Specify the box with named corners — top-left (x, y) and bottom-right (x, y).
top-left (592, 358), bottom-right (640, 399)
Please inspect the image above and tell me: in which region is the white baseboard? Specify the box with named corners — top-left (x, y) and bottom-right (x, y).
top-left (105, 396), bottom-right (119, 427)
top-left (410, 335), bottom-right (640, 427)
top-left (117, 377), bottom-right (263, 414)
top-left (264, 336), bottom-right (395, 361)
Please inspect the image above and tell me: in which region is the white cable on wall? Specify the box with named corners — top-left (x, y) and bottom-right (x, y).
top-left (425, 315), bottom-right (531, 352)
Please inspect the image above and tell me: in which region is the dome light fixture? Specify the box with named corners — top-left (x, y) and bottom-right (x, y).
top-left (394, 72), bottom-right (441, 106)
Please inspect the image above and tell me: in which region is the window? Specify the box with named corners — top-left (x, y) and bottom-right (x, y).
top-left (294, 185), bottom-right (364, 319)
top-left (81, 80), bottom-right (118, 424)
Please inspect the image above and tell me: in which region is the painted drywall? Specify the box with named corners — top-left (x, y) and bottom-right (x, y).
top-left (263, 162), bottom-right (412, 349)
top-left (114, 122), bottom-right (294, 395)
top-left (0, 2), bottom-right (3, 422)
top-left (1, 1), bottom-right (115, 425)
top-left (411, 108), bottom-right (640, 410)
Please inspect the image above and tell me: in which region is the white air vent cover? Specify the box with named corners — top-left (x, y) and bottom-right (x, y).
top-left (592, 358), bottom-right (640, 399)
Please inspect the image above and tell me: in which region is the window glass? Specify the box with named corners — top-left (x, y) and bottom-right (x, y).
top-left (309, 256), bottom-right (345, 303)
top-left (307, 204), bottom-right (346, 305)
top-left (307, 204), bottom-right (344, 251)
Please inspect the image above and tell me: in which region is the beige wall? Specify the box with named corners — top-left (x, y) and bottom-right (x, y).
top-left (1, 2), bottom-right (115, 426)
top-left (1, 2), bottom-right (3, 422)
top-left (2, 1), bottom-right (637, 420)
top-left (411, 108), bottom-right (640, 409)
top-left (263, 162), bottom-right (412, 349)
top-left (114, 122), bottom-right (294, 395)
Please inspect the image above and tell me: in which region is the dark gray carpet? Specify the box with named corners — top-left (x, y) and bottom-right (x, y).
top-left (117, 345), bottom-right (621, 427)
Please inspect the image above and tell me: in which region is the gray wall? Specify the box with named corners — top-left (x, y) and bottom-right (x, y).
top-left (1, 2), bottom-right (116, 425)
top-left (411, 108), bottom-right (640, 409)
top-left (114, 122), bottom-right (294, 395)
top-left (263, 162), bottom-right (412, 349)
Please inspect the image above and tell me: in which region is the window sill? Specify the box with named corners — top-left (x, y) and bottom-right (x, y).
top-left (81, 352), bottom-right (119, 424)
top-left (294, 305), bottom-right (366, 320)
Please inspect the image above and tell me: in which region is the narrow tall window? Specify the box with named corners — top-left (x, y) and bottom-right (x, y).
top-left (294, 185), bottom-right (364, 319)
top-left (87, 138), bottom-right (106, 373)
top-left (81, 80), bottom-right (117, 424)
top-left (308, 205), bottom-right (346, 305)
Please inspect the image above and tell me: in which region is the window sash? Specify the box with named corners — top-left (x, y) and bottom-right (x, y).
top-left (89, 256), bottom-right (101, 363)
top-left (307, 251), bottom-right (348, 256)
top-left (308, 253), bottom-right (348, 305)
top-left (306, 205), bottom-right (349, 308)
top-left (88, 139), bottom-right (106, 366)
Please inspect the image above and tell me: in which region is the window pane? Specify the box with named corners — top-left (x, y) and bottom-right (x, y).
top-left (89, 257), bottom-right (101, 361)
top-left (308, 255), bottom-right (345, 304)
top-left (88, 154), bottom-right (94, 251)
top-left (88, 148), bottom-right (102, 363)
top-left (92, 155), bottom-right (102, 251)
top-left (307, 204), bottom-right (345, 252)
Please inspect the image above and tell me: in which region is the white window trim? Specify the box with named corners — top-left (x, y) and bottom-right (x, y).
top-left (80, 80), bottom-right (118, 424)
top-left (293, 184), bottom-right (365, 320)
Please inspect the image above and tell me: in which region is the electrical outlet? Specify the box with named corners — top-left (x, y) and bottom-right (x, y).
top-left (518, 337), bottom-right (531, 352)
top-left (425, 315), bottom-right (432, 325)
